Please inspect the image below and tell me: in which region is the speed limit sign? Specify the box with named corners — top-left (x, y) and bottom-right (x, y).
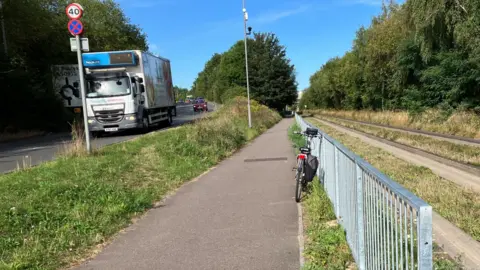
top-left (66, 3), bottom-right (84, 20)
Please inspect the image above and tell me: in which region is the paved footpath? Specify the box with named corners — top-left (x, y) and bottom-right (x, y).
top-left (77, 119), bottom-right (300, 270)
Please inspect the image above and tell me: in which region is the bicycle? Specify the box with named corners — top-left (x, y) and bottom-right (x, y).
top-left (293, 127), bottom-right (321, 203)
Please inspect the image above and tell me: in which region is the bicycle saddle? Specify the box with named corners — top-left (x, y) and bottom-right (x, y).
top-left (299, 147), bottom-right (311, 154)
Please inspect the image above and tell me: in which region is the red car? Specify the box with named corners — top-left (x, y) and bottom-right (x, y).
top-left (193, 99), bottom-right (208, 112)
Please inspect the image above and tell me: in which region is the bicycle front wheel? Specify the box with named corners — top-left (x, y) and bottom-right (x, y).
top-left (295, 159), bottom-right (304, 203)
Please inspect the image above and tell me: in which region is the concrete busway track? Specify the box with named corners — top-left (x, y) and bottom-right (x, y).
top-left (314, 114), bottom-right (480, 147)
top-left (314, 117), bottom-right (480, 187)
top-left (312, 117), bottom-right (480, 270)
top-left (0, 103), bottom-right (218, 174)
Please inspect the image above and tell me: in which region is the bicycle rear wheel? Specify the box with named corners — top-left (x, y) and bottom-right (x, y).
top-left (295, 159), bottom-right (304, 203)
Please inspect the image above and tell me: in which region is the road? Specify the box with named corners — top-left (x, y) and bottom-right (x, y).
top-left (0, 103), bottom-right (217, 174)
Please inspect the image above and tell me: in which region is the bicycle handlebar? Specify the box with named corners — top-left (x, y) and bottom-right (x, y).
top-left (294, 131), bottom-right (321, 138)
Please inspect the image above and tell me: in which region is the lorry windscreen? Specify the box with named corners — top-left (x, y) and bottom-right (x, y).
top-left (86, 76), bottom-right (131, 98)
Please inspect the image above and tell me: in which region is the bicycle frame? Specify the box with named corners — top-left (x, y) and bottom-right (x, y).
top-left (297, 135), bottom-right (315, 160)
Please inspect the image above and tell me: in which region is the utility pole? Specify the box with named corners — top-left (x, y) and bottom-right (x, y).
top-left (242, 0), bottom-right (252, 128)
top-left (0, 0), bottom-right (8, 58)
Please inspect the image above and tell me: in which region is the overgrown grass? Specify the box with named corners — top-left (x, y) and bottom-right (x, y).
top-left (0, 97), bottom-right (281, 270)
top-left (57, 119), bottom-right (90, 158)
top-left (308, 109), bottom-right (480, 139)
top-left (288, 124), bottom-right (354, 270)
top-left (317, 116), bottom-right (480, 166)
top-left (307, 118), bottom-right (480, 242)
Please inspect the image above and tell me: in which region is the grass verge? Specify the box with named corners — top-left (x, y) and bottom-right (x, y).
top-left (288, 124), bottom-right (354, 270)
top-left (0, 97), bottom-right (281, 270)
top-left (316, 116), bottom-right (480, 167)
top-left (306, 118), bottom-right (480, 248)
top-left (307, 109), bottom-right (480, 139)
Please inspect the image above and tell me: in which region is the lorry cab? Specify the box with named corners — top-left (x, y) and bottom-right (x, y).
top-left (82, 50), bottom-right (176, 135)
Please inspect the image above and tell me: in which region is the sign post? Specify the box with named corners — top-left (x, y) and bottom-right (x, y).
top-left (66, 3), bottom-right (91, 153)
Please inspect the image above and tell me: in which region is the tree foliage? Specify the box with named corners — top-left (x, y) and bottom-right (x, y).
top-left (173, 85), bottom-right (191, 101)
top-left (0, 0), bottom-right (148, 132)
top-left (300, 0), bottom-right (480, 113)
top-left (192, 32), bottom-right (298, 111)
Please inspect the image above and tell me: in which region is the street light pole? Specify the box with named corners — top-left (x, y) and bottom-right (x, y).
top-left (242, 0), bottom-right (252, 128)
top-left (0, 0), bottom-right (8, 58)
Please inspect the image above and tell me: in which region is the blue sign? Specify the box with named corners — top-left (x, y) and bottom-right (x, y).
top-left (68, 19), bottom-right (84, 36)
top-left (82, 51), bottom-right (137, 68)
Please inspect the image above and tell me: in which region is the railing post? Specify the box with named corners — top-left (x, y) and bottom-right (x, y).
top-left (316, 137), bottom-right (321, 179)
top-left (417, 205), bottom-right (433, 270)
top-left (334, 146), bottom-right (340, 218)
top-left (356, 163), bottom-right (366, 270)
top-left (320, 137), bottom-right (325, 185)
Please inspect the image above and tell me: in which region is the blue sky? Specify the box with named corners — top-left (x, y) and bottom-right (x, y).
top-left (117, 0), bottom-right (391, 91)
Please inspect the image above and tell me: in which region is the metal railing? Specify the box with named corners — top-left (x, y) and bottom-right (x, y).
top-left (295, 114), bottom-right (433, 270)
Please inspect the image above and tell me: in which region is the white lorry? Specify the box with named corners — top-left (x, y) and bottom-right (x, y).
top-left (56, 50), bottom-right (176, 136)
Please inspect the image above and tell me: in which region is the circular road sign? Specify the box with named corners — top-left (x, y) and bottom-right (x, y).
top-left (66, 3), bottom-right (84, 20)
top-left (68, 19), bottom-right (84, 36)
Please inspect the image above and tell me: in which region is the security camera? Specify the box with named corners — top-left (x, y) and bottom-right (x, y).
top-left (248, 26), bottom-right (252, 32)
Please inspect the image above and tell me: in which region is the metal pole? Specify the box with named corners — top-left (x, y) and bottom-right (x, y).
top-left (0, 0), bottom-right (7, 57)
top-left (76, 35), bottom-right (91, 153)
top-left (242, 0), bottom-right (252, 128)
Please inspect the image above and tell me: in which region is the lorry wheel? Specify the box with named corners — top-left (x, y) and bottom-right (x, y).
top-left (166, 112), bottom-right (173, 126)
top-left (142, 117), bottom-right (149, 133)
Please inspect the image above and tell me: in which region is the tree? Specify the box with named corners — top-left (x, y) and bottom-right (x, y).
top-left (0, 0), bottom-right (148, 132)
top-left (301, 0), bottom-right (480, 113)
top-left (192, 32), bottom-right (297, 111)
top-left (173, 85), bottom-right (189, 101)
top-left (249, 33), bottom-right (298, 111)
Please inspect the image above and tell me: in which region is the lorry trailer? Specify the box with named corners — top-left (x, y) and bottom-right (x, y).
top-left (81, 50), bottom-right (176, 135)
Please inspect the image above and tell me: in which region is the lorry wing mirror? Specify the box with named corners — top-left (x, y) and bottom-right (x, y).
top-left (73, 82), bottom-right (79, 88)
top-left (140, 85), bottom-right (145, 93)
top-left (137, 77), bottom-right (143, 84)
top-left (131, 77), bottom-right (136, 83)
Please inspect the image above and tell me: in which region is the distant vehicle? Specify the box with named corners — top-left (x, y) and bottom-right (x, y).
top-left (193, 99), bottom-right (208, 112)
top-left (80, 50), bottom-right (176, 135)
top-left (185, 97), bottom-right (194, 104)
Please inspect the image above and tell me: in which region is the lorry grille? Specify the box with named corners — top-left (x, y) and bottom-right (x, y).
top-left (95, 110), bottom-right (124, 123)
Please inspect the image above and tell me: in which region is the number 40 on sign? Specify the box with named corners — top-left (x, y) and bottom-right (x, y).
top-left (66, 3), bottom-right (84, 20)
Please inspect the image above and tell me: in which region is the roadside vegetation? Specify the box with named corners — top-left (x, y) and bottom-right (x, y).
top-left (309, 110), bottom-right (480, 139)
top-left (288, 124), bottom-right (354, 270)
top-left (0, 0), bottom-right (150, 137)
top-left (307, 118), bottom-right (480, 244)
top-left (0, 97), bottom-right (280, 270)
top-left (315, 115), bottom-right (480, 167)
top-left (299, 0), bottom-right (480, 140)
